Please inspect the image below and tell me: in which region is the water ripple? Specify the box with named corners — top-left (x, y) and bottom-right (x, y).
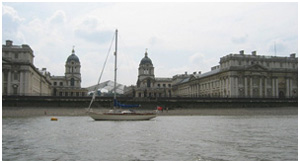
top-left (2, 115), bottom-right (298, 161)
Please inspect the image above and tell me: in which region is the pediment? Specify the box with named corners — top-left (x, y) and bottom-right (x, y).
top-left (246, 64), bottom-right (268, 71)
top-left (189, 75), bottom-right (197, 81)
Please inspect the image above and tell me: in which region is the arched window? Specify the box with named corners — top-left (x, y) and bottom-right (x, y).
top-left (147, 79), bottom-right (151, 88)
top-left (71, 78), bottom-right (75, 86)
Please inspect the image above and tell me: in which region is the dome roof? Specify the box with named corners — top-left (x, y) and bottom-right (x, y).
top-left (67, 49), bottom-right (80, 63)
top-left (139, 51), bottom-right (152, 65)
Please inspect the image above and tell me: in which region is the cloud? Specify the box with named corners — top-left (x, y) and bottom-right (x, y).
top-left (231, 34), bottom-right (248, 44)
top-left (189, 52), bottom-right (205, 65)
top-left (74, 16), bottom-right (113, 44)
top-left (47, 10), bottom-right (66, 25)
top-left (2, 5), bottom-right (25, 42)
top-left (74, 29), bottom-right (113, 44)
top-left (2, 5), bottom-right (24, 22)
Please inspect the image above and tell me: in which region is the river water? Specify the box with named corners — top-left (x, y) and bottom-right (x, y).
top-left (2, 115), bottom-right (298, 161)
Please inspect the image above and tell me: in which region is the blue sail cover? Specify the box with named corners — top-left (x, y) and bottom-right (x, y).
top-left (114, 100), bottom-right (140, 108)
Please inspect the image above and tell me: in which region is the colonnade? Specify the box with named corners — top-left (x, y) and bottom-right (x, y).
top-left (176, 75), bottom-right (296, 98)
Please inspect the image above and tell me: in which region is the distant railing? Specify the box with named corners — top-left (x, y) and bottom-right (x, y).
top-left (2, 95), bottom-right (297, 102)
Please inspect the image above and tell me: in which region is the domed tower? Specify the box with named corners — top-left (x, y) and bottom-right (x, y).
top-left (65, 47), bottom-right (81, 88)
top-left (137, 50), bottom-right (155, 88)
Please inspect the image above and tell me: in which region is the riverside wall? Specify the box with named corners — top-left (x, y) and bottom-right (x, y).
top-left (2, 96), bottom-right (298, 109)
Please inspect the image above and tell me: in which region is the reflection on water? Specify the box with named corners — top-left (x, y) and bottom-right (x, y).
top-left (2, 115), bottom-right (298, 161)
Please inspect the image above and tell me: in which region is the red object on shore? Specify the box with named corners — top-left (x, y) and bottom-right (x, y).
top-left (157, 106), bottom-right (163, 110)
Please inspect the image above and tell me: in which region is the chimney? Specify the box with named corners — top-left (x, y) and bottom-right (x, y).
top-left (6, 40), bottom-right (13, 46)
top-left (239, 50), bottom-right (244, 55)
top-left (193, 72), bottom-right (196, 75)
top-left (252, 51), bottom-right (257, 56)
top-left (185, 71), bottom-right (187, 75)
top-left (198, 71), bottom-right (201, 74)
top-left (290, 53), bottom-right (296, 58)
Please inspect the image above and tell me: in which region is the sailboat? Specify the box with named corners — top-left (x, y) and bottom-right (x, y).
top-left (87, 29), bottom-right (157, 121)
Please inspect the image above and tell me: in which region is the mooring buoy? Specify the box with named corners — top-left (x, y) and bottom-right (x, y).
top-left (51, 117), bottom-right (58, 121)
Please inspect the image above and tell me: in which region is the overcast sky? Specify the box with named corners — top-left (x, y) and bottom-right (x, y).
top-left (2, 2), bottom-right (298, 87)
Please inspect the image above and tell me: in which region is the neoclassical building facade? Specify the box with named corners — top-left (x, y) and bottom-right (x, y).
top-left (2, 40), bottom-right (88, 97)
top-left (2, 40), bottom-right (52, 96)
top-left (50, 48), bottom-right (87, 96)
top-left (124, 51), bottom-right (172, 98)
top-left (172, 50), bottom-right (298, 98)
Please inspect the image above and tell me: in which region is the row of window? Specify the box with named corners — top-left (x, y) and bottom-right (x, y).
top-left (53, 78), bottom-right (76, 86)
top-left (222, 60), bottom-right (297, 69)
top-left (157, 83), bottom-right (172, 88)
top-left (55, 91), bottom-right (86, 97)
top-left (137, 91), bottom-right (172, 98)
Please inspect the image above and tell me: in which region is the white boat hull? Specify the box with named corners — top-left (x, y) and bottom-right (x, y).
top-left (88, 112), bottom-right (156, 121)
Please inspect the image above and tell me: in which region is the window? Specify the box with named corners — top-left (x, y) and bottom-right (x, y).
top-left (60, 82), bottom-right (63, 86)
top-left (163, 84), bottom-right (166, 87)
top-left (71, 78), bottom-right (75, 86)
top-left (14, 72), bottom-right (18, 80)
top-left (14, 53), bottom-right (18, 59)
top-left (168, 84), bottom-right (171, 87)
top-left (13, 87), bottom-right (18, 95)
top-left (54, 82), bottom-right (57, 86)
top-left (147, 79), bottom-right (151, 88)
top-left (157, 84), bottom-right (160, 87)
top-left (144, 69), bottom-right (149, 74)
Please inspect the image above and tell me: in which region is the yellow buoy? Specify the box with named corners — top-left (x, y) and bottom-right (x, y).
top-left (51, 117), bottom-right (58, 121)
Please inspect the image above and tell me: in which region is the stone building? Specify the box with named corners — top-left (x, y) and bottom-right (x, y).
top-left (50, 48), bottom-right (87, 96)
top-left (2, 40), bottom-right (52, 96)
top-left (172, 50), bottom-right (298, 98)
top-left (124, 51), bottom-right (172, 98)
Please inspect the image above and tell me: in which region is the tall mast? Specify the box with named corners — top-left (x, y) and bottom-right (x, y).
top-left (114, 29), bottom-right (118, 107)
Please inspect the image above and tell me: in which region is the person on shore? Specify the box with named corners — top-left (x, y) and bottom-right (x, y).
top-left (157, 106), bottom-right (163, 113)
top-left (166, 107), bottom-right (168, 113)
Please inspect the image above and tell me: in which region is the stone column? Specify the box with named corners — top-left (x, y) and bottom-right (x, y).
top-left (198, 84), bottom-right (200, 97)
top-left (226, 77), bottom-right (229, 96)
top-left (275, 78), bottom-right (279, 98)
top-left (259, 77), bottom-right (263, 97)
top-left (286, 78), bottom-right (290, 97)
top-left (290, 78), bottom-right (293, 97)
top-left (20, 71), bottom-right (23, 95)
top-left (230, 76), bottom-right (236, 97)
top-left (7, 71), bottom-right (11, 95)
top-left (264, 77), bottom-right (268, 98)
top-left (244, 76), bottom-right (248, 97)
top-left (220, 78), bottom-right (223, 97)
top-left (250, 77), bottom-right (253, 97)
top-left (235, 77), bottom-right (239, 97)
top-left (272, 78), bottom-right (276, 97)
